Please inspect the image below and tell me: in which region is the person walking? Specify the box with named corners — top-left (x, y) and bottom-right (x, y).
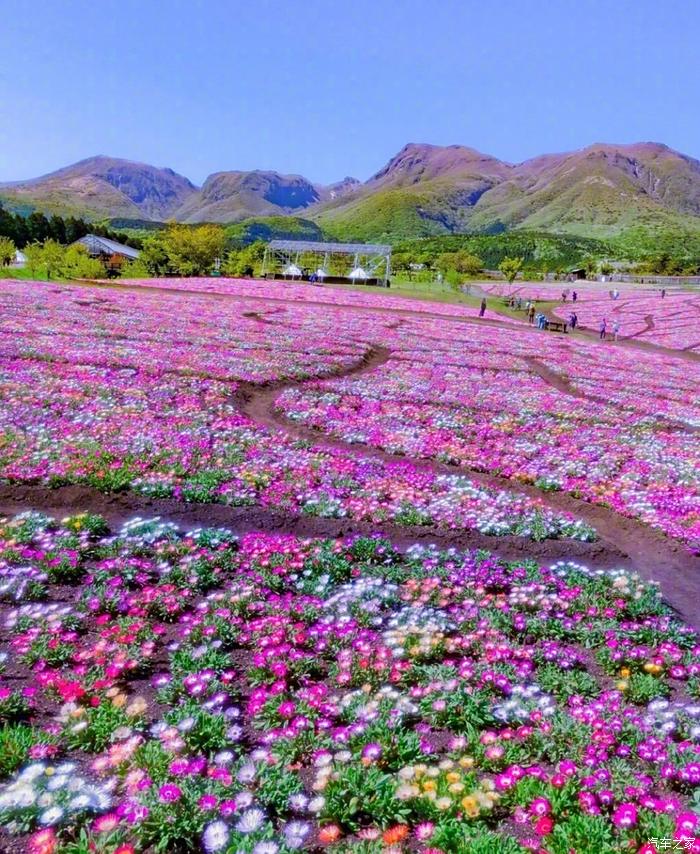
top-left (572, 290), bottom-right (578, 302)
top-left (479, 298), bottom-right (487, 317)
top-left (661, 288), bottom-right (666, 299)
top-left (528, 304), bottom-right (536, 324)
top-left (599, 319), bottom-right (607, 340)
top-left (613, 320), bottom-right (620, 341)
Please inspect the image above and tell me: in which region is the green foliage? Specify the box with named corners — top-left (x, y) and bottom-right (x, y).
top-left (63, 700), bottom-right (137, 752)
top-left (322, 765), bottom-right (410, 830)
top-left (626, 672), bottom-right (670, 705)
top-left (138, 222), bottom-right (226, 276)
top-left (225, 215), bottom-right (323, 244)
top-left (0, 724), bottom-right (54, 778)
top-left (499, 256), bottom-right (524, 283)
top-left (436, 249), bottom-right (484, 276)
top-left (0, 235), bottom-right (15, 266)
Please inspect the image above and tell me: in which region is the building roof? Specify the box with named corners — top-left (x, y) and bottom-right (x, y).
top-left (268, 239), bottom-right (391, 255)
top-left (74, 234), bottom-right (140, 259)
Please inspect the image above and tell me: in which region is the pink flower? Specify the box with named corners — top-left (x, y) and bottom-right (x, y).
top-left (534, 817), bottom-right (553, 836)
top-left (158, 784), bottom-right (182, 803)
top-left (612, 803), bottom-right (637, 828)
top-left (529, 797), bottom-right (551, 817)
top-left (198, 794), bottom-right (218, 811)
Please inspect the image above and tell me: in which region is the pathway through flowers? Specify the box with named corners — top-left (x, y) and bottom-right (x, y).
top-left (0, 276), bottom-right (699, 853)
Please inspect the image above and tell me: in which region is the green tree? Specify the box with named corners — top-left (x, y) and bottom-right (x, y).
top-left (60, 243), bottom-right (104, 279)
top-left (23, 242), bottom-right (43, 277)
top-left (40, 239), bottom-right (66, 279)
top-left (498, 256), bottom-right (523, 284)
top-left (0, 235), bottom-right (15, 266)
top-left (139, 234), bottom-right (171, 276)
top-left (162, 223), bottom-right (226, 276)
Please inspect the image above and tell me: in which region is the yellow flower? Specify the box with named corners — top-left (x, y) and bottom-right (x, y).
top-left (461, 795), bottom-right (477, 811)
top-left (445, 771), bottom-right (461, 784)
top-left (620, 667), bottom-right (631, 677)
top-left (422, 780), bottom-right (437, 793)
top-left (459, 756), bottom-right (475, 769)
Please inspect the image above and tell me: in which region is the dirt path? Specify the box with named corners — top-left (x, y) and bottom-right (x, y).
top-left (232, 347), bottom-right (700, 628)
top-left (4, 279), bottom-right (700, 625)
top-left (0, 482), bottom-right (626, 573)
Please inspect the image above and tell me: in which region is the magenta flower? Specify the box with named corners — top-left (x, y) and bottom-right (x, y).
top-left (611, 803), bottom-right (637, 828)
top-left (158, 784), bottom-right (183, 803)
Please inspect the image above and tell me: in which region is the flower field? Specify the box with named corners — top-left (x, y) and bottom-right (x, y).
top-left (275, 316), bottom-right (700, 547)
top-left (0, 275), bottom-right (699, 853)
top-left (2, 511), bottom-right (700, 854)
top-left (0, 281), bottom-right (592, 541)
top-left (480, 282), bottom-right (700, 352)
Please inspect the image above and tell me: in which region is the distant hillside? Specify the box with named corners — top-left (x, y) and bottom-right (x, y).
top-left (3, 142), bottom-right (700, 243)
top-left (314, 142), bottom-right (700, 241)
top-left (224, 216), bottom-right (323, 244)
top-left (0, 156), bottom-right (197, 220)
top-left (175, 171), bottom-right (320, 223)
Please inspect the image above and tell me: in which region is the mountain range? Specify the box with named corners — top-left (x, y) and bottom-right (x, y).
top-left (3, 142), bottom-right (700, 241)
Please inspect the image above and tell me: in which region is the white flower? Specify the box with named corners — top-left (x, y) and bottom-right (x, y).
top-left (39, 806), bottom-right (64, 825)
top-left (288, 792), bottom-right (308, 812)
top-left (202, 820), bottom-right (229, 852)
top-left (308, 796), bottom-right (325, 813)
top-left (284, 821), bottom-right (311, 849)
top-left (21, 763), bottom-right (46, 782)
top-left (235, 807), bottom-right (266, 834)
top-left (68, 794), bottom-right (92, 810)
top-left (252, 844), bottom-right (279, 854)
top-left (237, 763), bottom-right (257, 783)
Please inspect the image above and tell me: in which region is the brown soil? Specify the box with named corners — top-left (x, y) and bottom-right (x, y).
top-left (3, 280), bottom-right (700, 628)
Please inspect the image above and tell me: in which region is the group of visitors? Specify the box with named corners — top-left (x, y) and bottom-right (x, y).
top-left (561, 289), bottom-right (578, 302)
top-left (598, 319), bottom-right (621, 341)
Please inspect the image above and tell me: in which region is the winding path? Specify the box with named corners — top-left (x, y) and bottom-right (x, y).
top-left (3, 278), bottom-right (700, 626)
top-left (230, 344), bottom-right (700, 627)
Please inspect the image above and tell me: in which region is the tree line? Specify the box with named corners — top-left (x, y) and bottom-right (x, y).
top-left (0, 204), bottom-right (142, 250)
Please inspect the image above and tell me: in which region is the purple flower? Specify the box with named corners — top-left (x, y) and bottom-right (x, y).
top-left (158, 784), bottom-right (182, 803)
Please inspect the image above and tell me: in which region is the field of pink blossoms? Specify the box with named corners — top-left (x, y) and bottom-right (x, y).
top-left (481, 283), bottom-right (700, 352)
top-left (0, 276), bottom-right (699, 854)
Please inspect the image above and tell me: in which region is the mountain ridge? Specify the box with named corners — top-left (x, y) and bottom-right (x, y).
top-left (2, 142), bottom-right (700, 240)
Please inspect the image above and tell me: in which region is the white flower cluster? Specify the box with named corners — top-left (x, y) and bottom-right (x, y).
top-left (645, 699), bottom-right (700, 741)
top-left (0, 762), bottom-right (111, 830)
top-left (0, 563), bottom-right (48, 603)
top-left (492, 684), bottom-right (556, 723)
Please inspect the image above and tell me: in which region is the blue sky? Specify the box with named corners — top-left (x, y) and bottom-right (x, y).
top-left (1, 0), bottom-right (698, 185)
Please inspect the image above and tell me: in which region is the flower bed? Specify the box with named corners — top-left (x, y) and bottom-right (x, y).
top-left (275, 318), bottom-right (700, 547)
top-left (0, 511), bottom-right (699, 853)
top-left (0, 280), bottom-right (594, 543)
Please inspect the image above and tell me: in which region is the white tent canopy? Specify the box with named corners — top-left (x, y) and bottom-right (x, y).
top-left (283, 263), bottom-right (302, 277)
top-left (349, 266), bottom-right (368, 280)
top-left (314, 268), bottom-right (327, 278)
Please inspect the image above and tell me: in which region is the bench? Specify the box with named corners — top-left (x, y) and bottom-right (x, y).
top-left (545, 320), bottom-right (567, 333)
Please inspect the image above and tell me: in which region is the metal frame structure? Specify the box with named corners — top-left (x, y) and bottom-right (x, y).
top-left (262, 240), bottom-right (392, 287)
top-left (73, 234), bottom-right (140, 260)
